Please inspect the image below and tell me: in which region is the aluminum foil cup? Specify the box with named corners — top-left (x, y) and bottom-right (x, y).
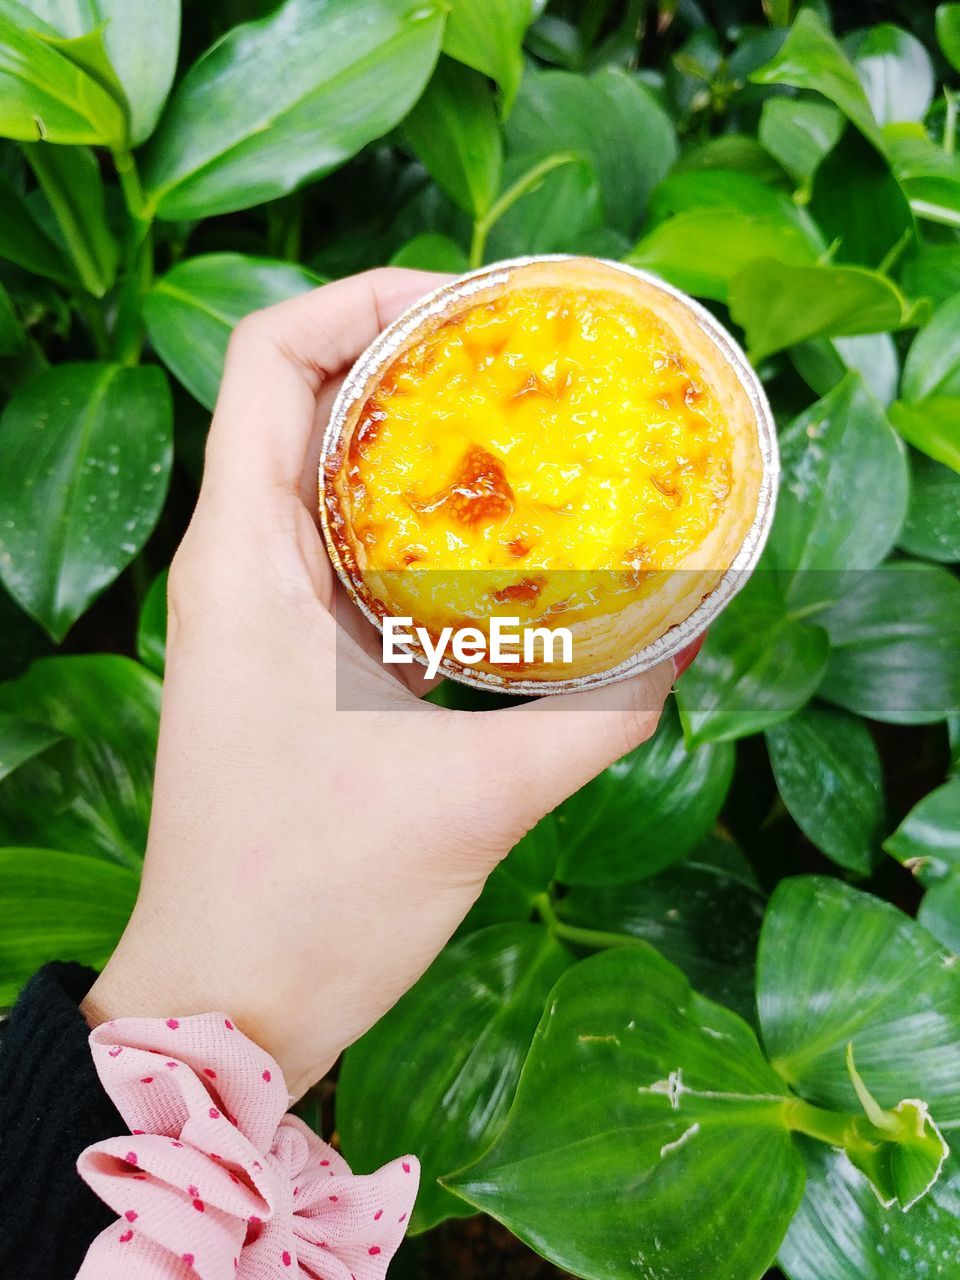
top-left (319, 255), bottom-right (779, 696)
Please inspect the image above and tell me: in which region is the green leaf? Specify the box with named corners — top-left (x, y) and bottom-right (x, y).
top-left (818, 562), bottom-right (960, 724)
top-left (729, 259), bottom-right (914, 362)
top-left (0, 363), bottom-right (172, 641)
top-left (902, 294), bottom-right (960, 402)
top-left (768, 375), bottom-right (909, 590)
top-left (844, 25), bottom-right (934, 127)
top-left (779, 1141), bottom-right (960, 1280)
top-left (900, 449), bottom-right (960, 562)
top-left (675, 573), bottom-right (830, 747)
top-left (442, 0), bottom-right (532, 114)
top-left (446, 948), bottom-right (805, 1280)
top-left (336, 923), bottom-right (572, 1232)
top-left (26, 0), bottom-right (180, 146)
top-left (485, 152), bottom-right (600, 259)
top-left (506, 67), bottom-right (677, 236)
top-left (554, 700), bottom-right (734, 886)
top-left (136, 568), bottom-right (166, 676)
top-left (888, 398), bottom-right (960, 474)
top-left (0, 845), bottom-right (137, 1003)
top-left (629, 211), bottom-right (818, 304)
top-left (809, 129), bottom-right (914, 269)
top-left (758, 97), bottom-right (843, 183)
top-left (459, 816), bottom-right (558, 935)
top-left (142, 0), bottom-right (444, 221)
top-left (918, 874), bottom-right (960, 955)
top-left (0, 711), bottom-right (59, 781)
top-left (144, 254), bottom-right (321, 410)
top-left (884, 776), bottom-right (960, 884)
top-left (0, 279), bottom-right (23, 355)
top-left (901, 241), bottom-right (960, 309)
top-left (557, 851), bottom-right (766, 1022)
top-left (885, 125), bottom-right (960, 229)
top-left (389, 232), bottom-right (469, 273)
top-left (0, 172), bottom-right (71, 282)
top-left (22, 142), bottom-right (118, 297)
top-left (673, 133), bottom-right (788, 185)
top-left (404, 57), bottom-right (502, 219)
top-left (0, 655), bottom-right (159, 866)
top-left (647, 168), bottom-right (822, 240)
top-left (765, 705), bottom-right (884, 875)
top-left (757, 876), bottom-right (960, 1125)
top-left (790, 333), bottom-right (899, 407)
top-left (750, 8), bottom-right (883, 153)
top-left (0, 3), bottom-right (126, 144)
top-left (936, 3), bottom-right (960, 73)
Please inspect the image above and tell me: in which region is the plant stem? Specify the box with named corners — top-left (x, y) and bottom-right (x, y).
top-left (534, 891), bottom-right (654, 953)
top-left (944, 89), bottom-right (957, 158)
top-left (112, 151), bottom-right (154, 365)
top-left (469, 151), bottom-right (581, 269)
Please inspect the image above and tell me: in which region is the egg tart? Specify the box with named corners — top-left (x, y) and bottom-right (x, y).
top-left (320, 256), bottom-right (777, 692)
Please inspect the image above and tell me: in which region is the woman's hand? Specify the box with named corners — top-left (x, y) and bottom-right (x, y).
top-left (83, 270), bottom-right (676, 1099)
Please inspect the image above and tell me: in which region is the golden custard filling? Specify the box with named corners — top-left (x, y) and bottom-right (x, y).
top-left (323, 258), bottom-right (767, 682)
top-left (334, 286), bottom-right (733, 629)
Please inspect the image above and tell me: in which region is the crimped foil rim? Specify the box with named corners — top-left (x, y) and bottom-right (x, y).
top-left (319, 255), bottom-right (780, 696)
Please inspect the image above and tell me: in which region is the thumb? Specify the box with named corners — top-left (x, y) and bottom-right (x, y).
top-left (472, 658), bottom-right (677, 822)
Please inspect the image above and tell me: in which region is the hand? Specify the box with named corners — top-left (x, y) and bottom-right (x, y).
top-left (83, 270), bottom-right (675, 1099)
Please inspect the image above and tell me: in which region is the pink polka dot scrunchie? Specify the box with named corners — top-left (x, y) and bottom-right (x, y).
top-left (75, 1014), bottom-right (419, 1279)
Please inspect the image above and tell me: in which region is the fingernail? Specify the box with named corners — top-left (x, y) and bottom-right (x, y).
top-left (673, 633), bottom-right (706, 678)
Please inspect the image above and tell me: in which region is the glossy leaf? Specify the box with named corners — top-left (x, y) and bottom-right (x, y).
top-left (845, 24), bottom-right (935, 126)
top-left (142, 0), bottom-right (444, 220)
top-left (22, 142), bottom-right (118, 297)
top-left (144, 254), bottom-right (321, 410)
top-left (629, 211), bottom-right (817, 304)
top-left (888, 398), bottom-right (960, 474)
top-left (0, 363), bottom-right (172, 640)
top-left (770, 375), bottom-right (908, 592)
top-left (779, 1141), bottom-right (960, 1280)
top-left (901, 294), bottom-right (960, 402)
top-left (899, 450), bottom-right (960, 563)
top-left (765, 705), bottom-right (884, 875)
top-left (675, 573), bottom-right (830, 747)
top-left (506, 68), bottom-right (677, 236)
top-left (750, 9), bottom-right (883, 152)
top-left (0, 5), bottom-right (126, 145)
top-left (0, 655), bottom-right (159, 866)
top-left (936, 3), bottom-right (960, 73)
top-left (447, 948), bottom-right (805, 1280)
top-left (885, 126), bottom-right (960, 229)
top-left (389, 232), bottom-right (469, 273)
top-left (0, 845), bottom-right (137, 1004)
top-left (901, 241), bottom-right (960, 308)
top-left (758, 876), bottom-right (960, 1124)
top-left (0, 172), bottom-right (72, 283)
top-left (554, 700), bottom-right (734, 886)
top-left (485, 152), bottom-right (600, 259)
top-left (918, 874), bottom-right (960, 955)
top-left (404, 57), bottom-right (502, 218)
top-left (818, 563), bottom-right (960, 724)
top-left (809, 129), bottom-right (914, 268)
top-left (0, 712), bottom-right (60, 782)
top-left (442, 0), bottom-right (531, 113)
top-left (336, 923), bottom-right (572, 1232)
top-left (0, 280), bottom-right (23, 355)
top-left (459, 817), bottom-right (557, 935)
top-left (647, 169), bottom-right (822, 244)
top-left (729, 259), bottom-right (914, 362)
top-left (136, 568), bottom-right (167, 677)
top-left (758, 97), bottom-right (843, 183)
top-left (557, 851), bottom-right (766, 1022)
top-left (24, 0), bottom-right (180, 145)
top-left (790, 333), bottom-right (899, 407)
top-left (884, 776), bottom-right (960, 882)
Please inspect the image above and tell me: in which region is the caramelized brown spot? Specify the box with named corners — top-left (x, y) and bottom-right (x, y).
top-left (511, 366), bottom-right (571, 402)
top-left (491, 576), bottom-right (546, 605)
top-left (506, 537), bottom-right (531, 558)
top-left (407, 445), bottom-right (514, 528)
top-left (652, 472), bottom-right (683, 506)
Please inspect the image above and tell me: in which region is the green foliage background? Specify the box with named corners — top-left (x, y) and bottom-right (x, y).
top-left (0, 1), bottom-right (959, 1277)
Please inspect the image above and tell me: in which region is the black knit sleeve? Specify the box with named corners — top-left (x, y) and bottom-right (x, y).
top-left (0, 963), bottom-right (123, 1280)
